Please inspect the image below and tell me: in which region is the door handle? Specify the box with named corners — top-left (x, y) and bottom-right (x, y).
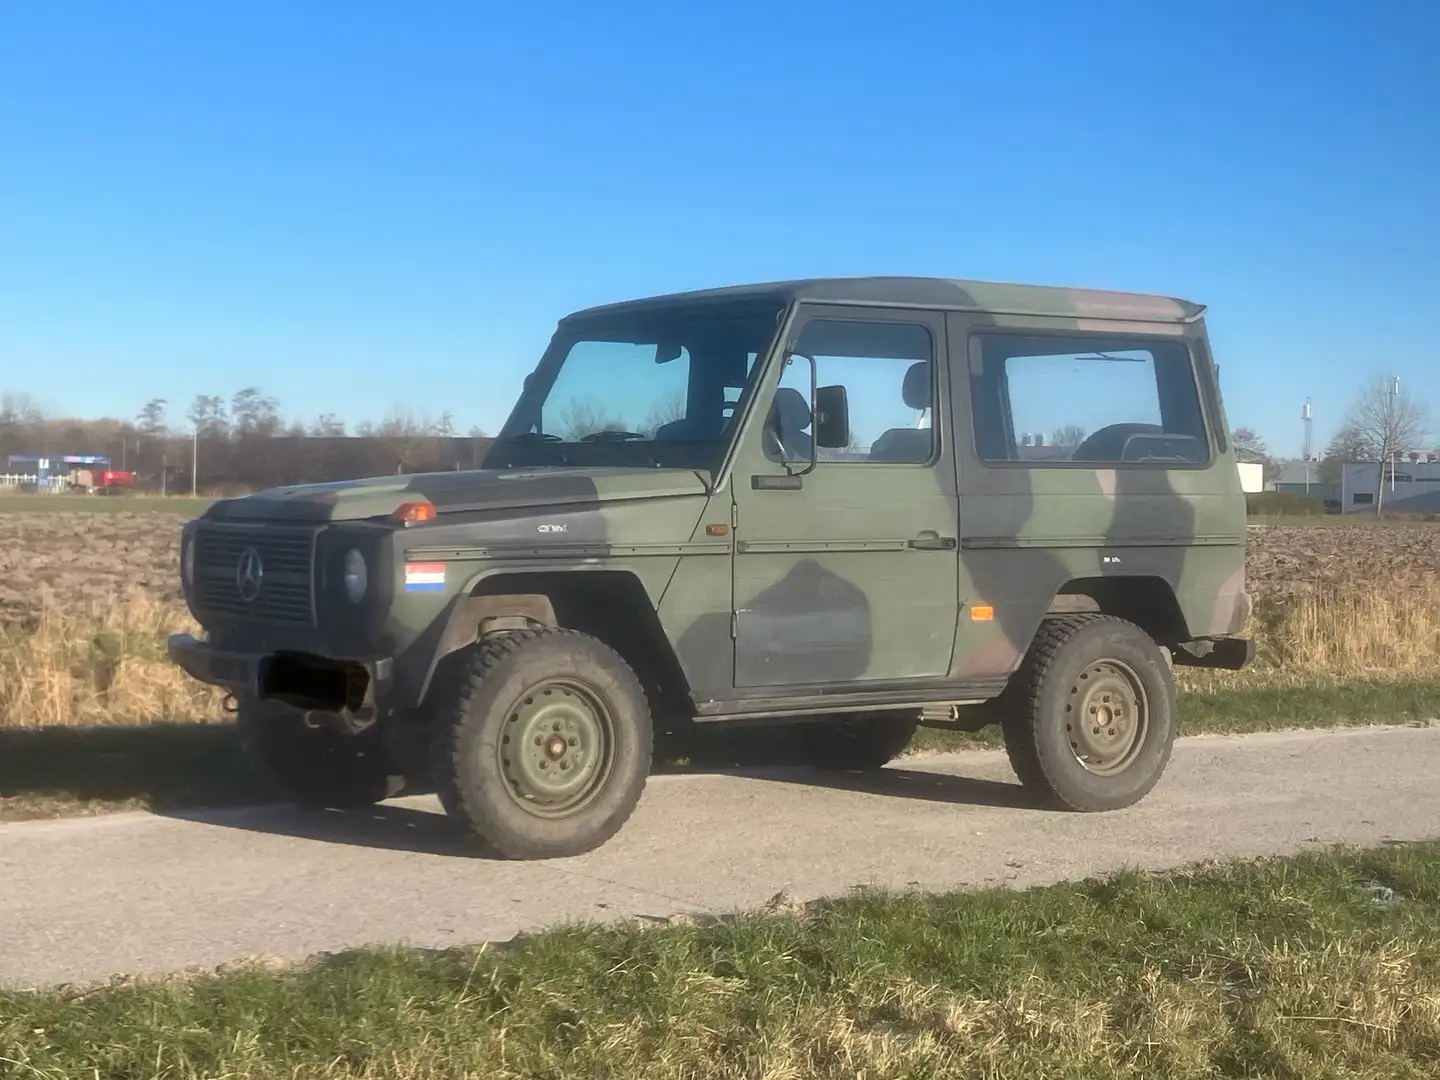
top-left (909, 532), bottom-right (957, 550)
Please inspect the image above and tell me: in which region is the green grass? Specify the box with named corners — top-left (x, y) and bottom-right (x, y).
top-left (3, 676), bottom-right (1436, 822)
top-left (0, 493), bottom-right (212, 516)
top-left (4, 841), bottom-right (1440, 1077)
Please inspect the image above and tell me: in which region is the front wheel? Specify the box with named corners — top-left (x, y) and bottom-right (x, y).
top-left (1000, 615), bottom-right (1176, 811)
top-left (432, 628), bottom-right (653, 859)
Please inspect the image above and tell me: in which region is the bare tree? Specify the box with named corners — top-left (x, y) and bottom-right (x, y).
top-left (640, 388), bottom-right (687, 437)
top-left (1340, 374), bottom-right (1430, 512)
top-left (230, 387), bottom-right (282, 438)
top-left (556, 397), bottom-right (627, 440)
top-left (136, 398), bottom-right (169, 436)
top-left (187, 394), bottom-right (229, 438)
top-left (308, 413), bottom-right (347, 437)
top-left (358, 408), bottom-right (444, 474)
top-left (1231, 426), bottom-right (1270, 465)
top-left (1318, 421), bottom-right (1370, 484)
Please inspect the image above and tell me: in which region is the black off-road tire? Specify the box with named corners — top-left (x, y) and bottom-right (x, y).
top-left (793, 711), bottom-right (920, 771)
top-left (1000, 614), bottom-right (1176, 811)
top-left (433, 628), bottom-right (653, 859)
top-left (236, 696), bottom-right (402, 809)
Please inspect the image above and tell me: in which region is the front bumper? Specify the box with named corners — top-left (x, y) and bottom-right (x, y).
top-left (167, 633), bottom-right (396, 707)
top-left (168, 633), bottom-right (264, 694)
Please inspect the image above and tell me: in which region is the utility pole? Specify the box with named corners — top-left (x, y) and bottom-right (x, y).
top-left (191, 422), bottom-right (198, 498)
top-left (1301, 399), bottom-right (1312, 495)
top-left (1376, 376), bottom-right (1400, 516)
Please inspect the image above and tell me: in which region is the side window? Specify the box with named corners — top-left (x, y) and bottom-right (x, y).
top-left (969, 333), bottom-right (1210, 465)
top-left (769, 319), bottom-right (934, 464)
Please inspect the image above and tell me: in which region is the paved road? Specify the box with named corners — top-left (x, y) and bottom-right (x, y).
top-left (3, 725), bottom-right (1438, 988)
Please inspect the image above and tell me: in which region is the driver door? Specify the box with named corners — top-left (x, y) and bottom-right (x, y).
top-left (729, 306), bottom-right (960, 689)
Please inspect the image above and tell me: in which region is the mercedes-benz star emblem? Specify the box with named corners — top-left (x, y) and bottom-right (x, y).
top-left (236, 548), bottom-right (264, 602)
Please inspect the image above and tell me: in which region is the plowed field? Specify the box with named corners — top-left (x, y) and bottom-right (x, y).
top-left (0, 512), bottom-right (1435, 621)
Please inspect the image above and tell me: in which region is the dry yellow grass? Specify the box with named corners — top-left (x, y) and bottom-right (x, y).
top-left (0, 561), bottom-right (1434, 730)
top-left (0, 591), bottom-right (221, 729)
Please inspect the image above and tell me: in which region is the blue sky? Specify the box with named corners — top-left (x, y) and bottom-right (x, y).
top-left (0, 0), bottom-right (1435, 456)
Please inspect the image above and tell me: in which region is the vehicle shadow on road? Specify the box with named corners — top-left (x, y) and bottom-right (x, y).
top-left (160, 799), bottom-right (492, 859)
top-left (732, 764), bottom-right (1041, 809)
top-left (156, 758), bottom-right (1039, 859)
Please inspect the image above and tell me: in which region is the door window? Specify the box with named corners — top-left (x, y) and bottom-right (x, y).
top-left (770, 319), bottom-right (935, 464)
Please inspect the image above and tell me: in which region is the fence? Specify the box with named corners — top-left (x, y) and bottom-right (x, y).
top-left (0, 474), bottom-right (77, 493)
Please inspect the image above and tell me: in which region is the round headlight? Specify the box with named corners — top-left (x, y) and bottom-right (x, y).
top-left (182, 536), bottom-right (196, 586)
top-left (343, 549), bottom-right (368, 604)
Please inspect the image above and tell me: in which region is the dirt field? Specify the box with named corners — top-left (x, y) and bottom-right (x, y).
top-left (0, 512), bottom-right (187, 619)
top-left (0, 511), bottom-right (1434, 621)
top-left (1245, 521), bottom-right (1440, 602)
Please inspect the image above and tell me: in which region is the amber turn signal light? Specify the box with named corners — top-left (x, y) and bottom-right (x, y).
top-left (392, 500), bottom-right (437, 525)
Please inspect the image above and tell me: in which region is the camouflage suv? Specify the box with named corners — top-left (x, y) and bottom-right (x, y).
top-left (170, 277), bottom-right (1254, 859)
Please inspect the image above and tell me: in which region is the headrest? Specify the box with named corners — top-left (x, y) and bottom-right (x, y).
top-left (902, 362), bottom-right (931, 410)
top-left (770, 386), bottom-right (812, 433)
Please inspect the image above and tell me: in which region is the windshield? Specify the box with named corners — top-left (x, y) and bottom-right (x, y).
top-left (485, 299), bottom-right (785, 471)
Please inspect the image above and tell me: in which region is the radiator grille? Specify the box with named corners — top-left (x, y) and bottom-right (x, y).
top-left (193, 524), bottom-right (316, 625)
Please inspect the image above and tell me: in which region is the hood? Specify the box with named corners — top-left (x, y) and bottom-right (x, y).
top-left (203, 466), bottom-right (711, 524)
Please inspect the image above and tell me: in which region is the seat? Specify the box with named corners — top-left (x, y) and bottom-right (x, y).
top-left (868, 361), bottom-right (933, 463)
top-left (763, 387), bottom-right (814, 462)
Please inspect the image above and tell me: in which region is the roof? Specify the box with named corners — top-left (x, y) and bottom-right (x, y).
top-left (564, 276), bottom-right (1205, 325)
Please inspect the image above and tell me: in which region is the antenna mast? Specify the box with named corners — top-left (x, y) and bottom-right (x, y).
top-left (1302, 399), bottom-right (1313, 494)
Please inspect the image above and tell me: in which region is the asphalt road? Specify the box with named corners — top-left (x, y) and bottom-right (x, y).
top-left (3, 725), bottom-right (1438, 988)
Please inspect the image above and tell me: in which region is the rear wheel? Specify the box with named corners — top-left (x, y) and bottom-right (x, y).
top-left (236, 697), bottom-right (401, 809)
top-left (433, 628), bottom-right (653, 859)
top-left (793, 711), bottom-right (920, 771)
top-left (1000, 614), bottom-right (1176, 811)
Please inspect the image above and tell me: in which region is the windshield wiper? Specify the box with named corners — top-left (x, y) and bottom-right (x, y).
top-left (579, 430), bottom-right (648, 442)
top-left (502, 431), bottom-right (563, 442)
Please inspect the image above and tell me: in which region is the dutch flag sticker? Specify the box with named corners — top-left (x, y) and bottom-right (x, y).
top-left (404, 562), bottom-right (446, 592)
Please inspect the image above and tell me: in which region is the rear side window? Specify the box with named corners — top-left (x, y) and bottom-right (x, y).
top-left (969, 333), bottom-right (1210, 466)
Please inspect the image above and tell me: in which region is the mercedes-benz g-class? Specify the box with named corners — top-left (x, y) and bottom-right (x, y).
top-left (169, 277), bottom-right (1254, 859)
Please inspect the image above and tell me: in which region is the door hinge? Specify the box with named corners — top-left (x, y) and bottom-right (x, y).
top-left (730, 502), bottom-right (738, 527)
top-left (730, 611), bottom-right (738, 639)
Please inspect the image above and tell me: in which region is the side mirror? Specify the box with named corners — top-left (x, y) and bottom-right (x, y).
top-left (814, 384), bottom-right (850, 448)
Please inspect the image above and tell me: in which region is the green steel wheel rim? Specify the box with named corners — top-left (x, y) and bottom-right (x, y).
top-left (1064, 657), bottom-right (1149, 777)
top-left (497, 678), bottom-right (616, 818)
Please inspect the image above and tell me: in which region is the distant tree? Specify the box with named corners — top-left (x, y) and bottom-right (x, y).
top-left (187, 394), bottom-right (229, 438)
top-left (640, 388), bottom-right (687, 437)
top-left (308, 413), bottom-right (347, 437)
top-left (1318, 421), bottom-right (1370, 484)
top-left (1231, 426), bottom-right (1271, 465)
top-left (1338, 374), bottom-right (1430, 512)
top-left (1051, 423), bottom-right (1086, 448)
top-left (556, 397), bottom-right (627, 440)
top-left (230, 386), bottom-right (282, 438)
top-left (358, 408), bottom-right (443, 474)
top-left (0, 392), bottom-right (44, 454)
top-left (136, 398), bottom-right (169, 436)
